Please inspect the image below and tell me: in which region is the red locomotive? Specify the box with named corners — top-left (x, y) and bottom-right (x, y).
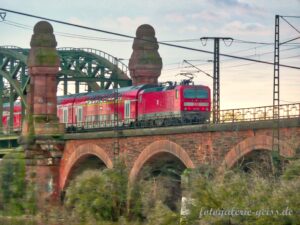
top-left (2, 81), bottom-right (211, 132)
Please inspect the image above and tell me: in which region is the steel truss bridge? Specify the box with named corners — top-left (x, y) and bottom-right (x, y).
top-left (0, 45), bottom-right (131, 132)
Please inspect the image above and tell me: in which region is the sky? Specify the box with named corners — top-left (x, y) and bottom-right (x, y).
top-left (0, 0), bottom-right (299, 109)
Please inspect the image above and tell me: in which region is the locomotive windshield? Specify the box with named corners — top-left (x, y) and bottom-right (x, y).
top-left (184, 89), bottom-right (208, 99)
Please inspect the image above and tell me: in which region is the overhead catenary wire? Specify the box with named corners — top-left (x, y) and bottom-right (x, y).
top-left (5, 18), bottom-right (300, 46)
top-left (234, 37), bottom-right (300, 46)
top-left (280, 36), bottom-right (300, 45)
top-left (2, 19), bottom-right (131, 42)
top-left (181, 45), bottom-right (300, 70)
top-left (1, 8), bottom-right (300, 70)
top-left (162, 46), bottom-right (300, 74)
top-left (280, 16), bottom-right (300, 34)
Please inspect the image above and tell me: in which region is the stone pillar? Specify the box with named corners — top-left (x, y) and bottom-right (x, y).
top-left (19, 21), bottom-right (64, 208)
top-left (129, 24), bottom-right (162, 86)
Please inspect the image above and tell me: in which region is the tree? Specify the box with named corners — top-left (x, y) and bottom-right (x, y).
top-left (184, 159), bottom-right (300, 225)
top-left (65, 159), bottom-right (130, 222)
top-left (0, 152), bottom-right (26, 215)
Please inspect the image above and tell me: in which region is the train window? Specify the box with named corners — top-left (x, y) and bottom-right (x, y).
top-left (184, 89), bottom-right (208, 99)
top-left (63, 108), bottom-right (68, 123)
top-left (77, 107), bottom-right (83, 123)
top-left (175, 89), bottom-right (179, 99)
top-left (139, 95), bottom-right (142, 103)
top-left (124, 100), bottom-right (131, 119)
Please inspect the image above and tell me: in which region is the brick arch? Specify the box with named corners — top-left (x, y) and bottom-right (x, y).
top-left (59, 143), bottom-right (113, 191)
top-left (221, 135), bottom-right (295, 170)
top-left (129, 140), bottom-right (195, 182)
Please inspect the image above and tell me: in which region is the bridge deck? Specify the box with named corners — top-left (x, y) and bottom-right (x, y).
top-left (0, 135), bottom-right (18, 141)
top-left (64, 118), bottom-right (300, 140)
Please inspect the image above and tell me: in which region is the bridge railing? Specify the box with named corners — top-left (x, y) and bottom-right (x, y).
top-left (1, 103), bottom-right (300, 135)
top-left (218, 102), bottom-right (300, 123)
top-left (0, 126), bottom-right (22, 136)
top-left (0, 45), bottom-right (23, 49)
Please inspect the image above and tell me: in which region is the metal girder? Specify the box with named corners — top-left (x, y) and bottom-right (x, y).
top-left (213, 39), bottom-right (220, 123)
top-left (273, 15), bottom-right (280, 146)
top-left (0, 46), bottom-right (132, 133)
top-left (0, 47), bottom-right (28, 105)
top-left (200, 37), bottom-right (232, 123)
top-left (57, 48), bottom-right (131, 93)
top-left (57, 76), bottom-right (130, 82)
top-left (0, 46), bottom-right (132, 100)
top-left (272, 15), bottom-right (281, 175)
top-left (0, 70), bottom-right (26, 106)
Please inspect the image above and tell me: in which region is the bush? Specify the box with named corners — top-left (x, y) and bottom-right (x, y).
top-left (184, 160), bottom-right (300, 225)
top-left (0, 152), bottom-right (27, 215)
top-left (0, 152), bottom-right (37, 216)
top-left (64, 158), bottom-right (182, 225)
top-left (65, 159), bottom-right (130, 223)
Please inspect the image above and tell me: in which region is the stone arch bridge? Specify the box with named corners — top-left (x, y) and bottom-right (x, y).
top-left (59, 119), bottom-right (300, 192)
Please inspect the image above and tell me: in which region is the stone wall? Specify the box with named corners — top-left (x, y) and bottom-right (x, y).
top-left (59, 119), bottom-right (300, 191)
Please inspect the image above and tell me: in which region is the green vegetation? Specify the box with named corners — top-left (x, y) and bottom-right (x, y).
top-left (0, 152), bottom-right (299, 225)
top-left (182, 160), bottom-right (300, 225)
top-left (0, 152), bottom-right (36, 216)
top-left (64, 159), bottom-right (179, 225)
top-left (65, 159), bottom-right (129, 222)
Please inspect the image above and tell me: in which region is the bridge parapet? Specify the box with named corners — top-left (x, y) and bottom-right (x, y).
top-left (219, 103), bottom-right (300, 123)
top-left (1, 103), bottom-right (300, 136)
top-left (64, 118), bottom-right (300, 140)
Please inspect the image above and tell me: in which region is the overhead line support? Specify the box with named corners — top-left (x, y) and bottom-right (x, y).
top-left (200, 37), bottom-right (233, 123)
top-left (272, 15), bottom-right (281, 176)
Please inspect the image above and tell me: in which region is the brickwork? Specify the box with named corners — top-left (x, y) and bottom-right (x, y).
top-left (19, 21), bottom-right (65, 208)
top-left (59, 122), bottom-right (300, 191)
top-left (59, 142), bottom-right (113, 190)
top-left (129, 24), bottom-right (162, 85)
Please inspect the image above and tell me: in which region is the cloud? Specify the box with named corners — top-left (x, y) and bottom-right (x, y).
top-left (211, 0), bottom-right (254, 9)
top-left (98, 16), bottom-right (150, 34)
top-left (222, 20), bottom-right (271, 35)
top-left (116, 16), bottom-right (149, 31)
top-left (67, 17), bottom-right (87, 27)
top-left (209, 0), bottom-right (265, 18)
top-left (183, 25), bottom-right (199, 32)
top-left (188, 10), bottom-right (231, 22)
top-left (164, 13), bottom-right (185, 23)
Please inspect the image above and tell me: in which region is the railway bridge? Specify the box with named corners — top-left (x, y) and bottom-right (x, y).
top-left (60, 118), bottom-right (300, 188)
top-left (0, 21), bottom-right (299, 208)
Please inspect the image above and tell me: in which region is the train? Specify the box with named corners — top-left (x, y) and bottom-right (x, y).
top-left (1, 81), bottom-right (211, 132)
